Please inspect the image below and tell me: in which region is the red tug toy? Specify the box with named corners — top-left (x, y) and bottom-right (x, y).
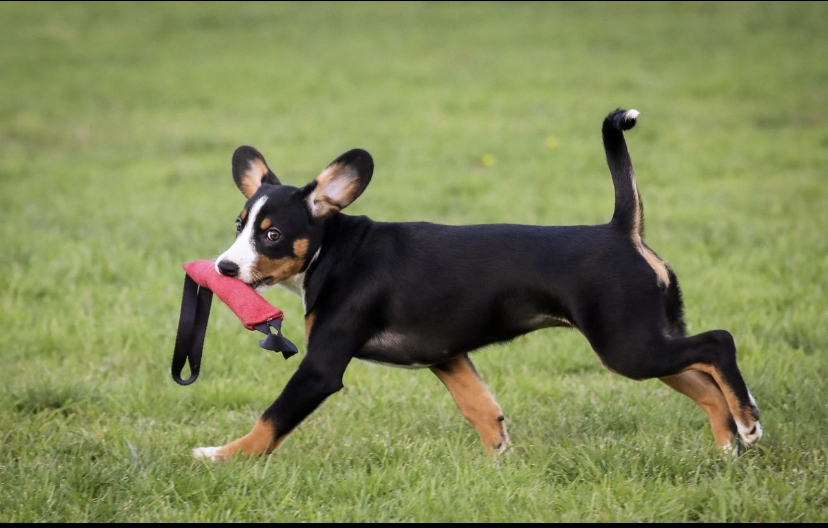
top-left (171, 259), bottom-right (298, 386)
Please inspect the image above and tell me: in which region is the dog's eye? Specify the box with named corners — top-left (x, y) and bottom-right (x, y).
top-left (266, 228), bottom-right (282, 242)
top-left (235, 218), bottom-right (242, 234)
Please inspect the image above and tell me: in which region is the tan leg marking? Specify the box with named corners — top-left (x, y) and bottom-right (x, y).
top-left (685, 362), bottom-right (760, 444)
top-left (660, 370), bottom-right (735, 449)
top-left (195, 418), bottom-right (291, 461)
top-left (431, 355), bottom-right (510, 454)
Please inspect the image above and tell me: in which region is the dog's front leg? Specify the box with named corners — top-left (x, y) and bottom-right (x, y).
top-left (431, 354), bottom-right (511, 454)
top-left (193, 349), bottom-right (350, 462)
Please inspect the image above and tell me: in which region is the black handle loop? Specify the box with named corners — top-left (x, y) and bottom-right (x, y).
top-left (171, 275), bottom-right (213, 385)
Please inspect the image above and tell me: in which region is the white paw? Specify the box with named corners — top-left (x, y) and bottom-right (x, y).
top-left (737, 421), bottom-right (763, 445)
top-left (736, 390), bottom-right (762, 445)
top-left (192, 446), bottom-right (222, 460)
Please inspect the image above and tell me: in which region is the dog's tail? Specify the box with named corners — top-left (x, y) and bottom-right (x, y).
top-left (602, 108), bottom-right (642, 238)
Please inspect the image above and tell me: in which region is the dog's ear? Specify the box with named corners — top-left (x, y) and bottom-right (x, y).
top-left (304, 149), bottom-right (373, 220)
top-left (232, 146), bottom-right (281, 199)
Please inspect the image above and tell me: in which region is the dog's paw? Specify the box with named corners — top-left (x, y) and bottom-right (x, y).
top-left (737, 421), bottom-right (763, 446)
top-left (192, 446), bottom-right (222, 461)
top-left (494, 442), bottom-right (513, 455)
top-left (736, 390), bottom-right (762, 446)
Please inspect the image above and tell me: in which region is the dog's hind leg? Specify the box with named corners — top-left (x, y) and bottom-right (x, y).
top-left (676, 330), bottom-right (761, 447)
top-left (431, 354), bottom-right (511, 454)
top-left (659, 370), bottom-right (739, 452)
top-left (596, 328), bottom-right (762, 449)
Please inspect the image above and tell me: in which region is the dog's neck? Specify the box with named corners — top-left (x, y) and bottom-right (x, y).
top-left (277, 247), bottom-right (321, 314)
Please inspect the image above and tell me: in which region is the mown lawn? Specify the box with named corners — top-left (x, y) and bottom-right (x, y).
top-left (1, 1), bottom-right (826, 522)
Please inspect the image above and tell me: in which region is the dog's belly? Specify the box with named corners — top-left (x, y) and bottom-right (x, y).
top-left (355, 314), bottom-right (572, 368)
top-left (357, 331), bottom-right (439, 367)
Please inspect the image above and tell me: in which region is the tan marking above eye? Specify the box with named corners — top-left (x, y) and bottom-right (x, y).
top-left (260, 217), bottom-right (271, 230)
top-left (240, 209), bottom-right (248, 221)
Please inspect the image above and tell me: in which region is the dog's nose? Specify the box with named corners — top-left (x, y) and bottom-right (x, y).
top-left (217, 260), bottom-right (240, 277)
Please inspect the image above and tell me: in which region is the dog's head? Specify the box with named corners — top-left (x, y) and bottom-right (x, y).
top-left (215, 146), bottom-right (373, 292)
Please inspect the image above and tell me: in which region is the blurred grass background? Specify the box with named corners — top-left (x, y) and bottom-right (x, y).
top-left (1, 1), bottom-right (827, 522)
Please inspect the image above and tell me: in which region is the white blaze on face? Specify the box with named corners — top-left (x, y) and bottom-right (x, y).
top-left (215, 195), bottom-right (267, 284)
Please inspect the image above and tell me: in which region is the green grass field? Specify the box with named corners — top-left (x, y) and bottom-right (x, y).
top-left (1, 1), bottom-right (827, 522)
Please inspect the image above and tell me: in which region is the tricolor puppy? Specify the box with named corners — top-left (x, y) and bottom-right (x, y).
top-left (193, 109), bottom-right (762, 461)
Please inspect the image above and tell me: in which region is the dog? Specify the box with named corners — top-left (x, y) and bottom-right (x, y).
top-left (191, 109), bottom-right (762, 461)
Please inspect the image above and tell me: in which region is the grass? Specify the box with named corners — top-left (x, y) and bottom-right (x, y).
top-left (1, 0), bottom-right (827, 522)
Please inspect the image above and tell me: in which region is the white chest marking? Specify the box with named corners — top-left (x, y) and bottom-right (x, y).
top-left (277, 247), bottom-right (320, 312)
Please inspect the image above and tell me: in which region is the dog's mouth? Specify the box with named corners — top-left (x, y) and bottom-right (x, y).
top-left (248, 276), bottom-right (274, 289)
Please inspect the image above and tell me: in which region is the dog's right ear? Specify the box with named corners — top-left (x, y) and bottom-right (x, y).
top-left (232, 146), bottom-right (281, 199)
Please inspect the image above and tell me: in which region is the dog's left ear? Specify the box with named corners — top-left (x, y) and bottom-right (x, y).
top-left (304, 149), bottom-right (373, 220)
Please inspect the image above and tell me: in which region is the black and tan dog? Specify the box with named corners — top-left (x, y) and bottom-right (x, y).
top-left (192, 109), bottom-right (762, 461)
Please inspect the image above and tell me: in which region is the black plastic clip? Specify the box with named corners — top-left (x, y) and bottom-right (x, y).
top-left (254, 319), bottom-right (299, 359)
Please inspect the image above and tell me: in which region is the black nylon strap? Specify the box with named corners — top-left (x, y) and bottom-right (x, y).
top-left (171, 274), bottom-right (213, 385)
